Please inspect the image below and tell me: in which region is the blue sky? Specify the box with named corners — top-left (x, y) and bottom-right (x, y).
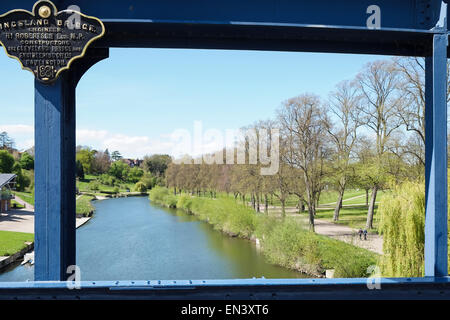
top-left (0, 48), bottom-right (387, 158)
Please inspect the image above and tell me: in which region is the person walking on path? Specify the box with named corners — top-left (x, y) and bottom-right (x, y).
top-left (363, 229), bottom-right (368, 240)
top-left (358, 229), bottom-right (363, 240)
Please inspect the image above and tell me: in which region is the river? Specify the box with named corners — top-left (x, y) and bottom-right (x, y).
top-left (0, 196), bottom-right (306, 281)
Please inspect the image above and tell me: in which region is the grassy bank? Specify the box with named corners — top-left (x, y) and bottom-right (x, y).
top-left (149, 187), bottom-right (378, 278)
top-left (0, 231), bottom-right (34, 256)
top-left (76, 194), bottom-right (96, 217)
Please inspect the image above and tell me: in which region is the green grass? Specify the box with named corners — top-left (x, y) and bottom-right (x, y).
top-left (150, 187), bottom-right (378, 278)
top-left (77, 174), bottom-right (135, 194)
top-left (314, 205), bottom-right (379, 232)
top-left (0, 231), bottom-right (34, 256)
top-left (10, 200), bottom-right (25, 209)
top-left (76, 195), bottom-right (95, 217)
top-left (13, 191), bottom-right (34, 206)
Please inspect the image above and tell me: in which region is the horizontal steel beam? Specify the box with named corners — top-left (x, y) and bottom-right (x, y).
top-left (0, 1), bottom-right (448, 56)
top-left (0, 278), bottom-right (450, 300)
top-left (95, 21), bottom-right (439, 57)
top-left (0, 0), bottom-right (442, 31)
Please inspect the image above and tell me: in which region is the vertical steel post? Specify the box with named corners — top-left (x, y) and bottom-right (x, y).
top-left (34, 74), bottom-right (77, 281)
top-left (34, 49), bottom-right (109, 281)
top-left (425, 33), bottom-right (448, 277)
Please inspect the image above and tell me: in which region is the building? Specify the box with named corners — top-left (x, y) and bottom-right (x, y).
top-left (122, 158), bottom-right (143, 168)
top-left (0, 174), bottom-right (16, 213)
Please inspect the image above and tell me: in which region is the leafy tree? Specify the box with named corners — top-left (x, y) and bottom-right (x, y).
top-left (76, 160), bottom-right (85, 179)
top-left (143, 154), bottom-right (171, 176)
top-left (0, 150), bottom-right (15, 173)
top-left (76, 148), bottom-right (95, 174)
top-left (127, 166), bottom-right (144, 183)
top-left (19, 152), bottom-right (34, 170)
top-left (13, 162), bottom-right (30, 191)
top-left (139, 173), bottom-right (156, 190)
top-left (111, 151), bottom-right (123, 162)
top-left (0, 132), bottom-right (14, 151)
top-left (108, 161), bottom-right (129, 181)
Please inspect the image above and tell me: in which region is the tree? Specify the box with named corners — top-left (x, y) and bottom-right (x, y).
top-left (278, 94), bottom-right (329, 231)
top-left (143, 154), bottom-right (172, 176)
top-left (356, 60), bottom-right (402, 229)
top-left (0, 132), bottom-right (14, 151)
top-left (135, 181), bottom-right (148, 193)
top-left (92, 149), bottom-right (111, 174)
top-left (19, 152), bottom-right (34, 170)
top-left (393, 57), bottom-right (450, 166)
top-left (325, 80), bottom-right (361, 221)
top-left (111, 151), bottom-right (123, 162)
top-left (13, 162), bottom-right (30, 191)
top-left (128, 166), bottom-right (144, 183)
top-left (109, 160), bottom-right (129, 181)
top-left (76, 160), bottom-right (85, 179)
top-left (0, 150), bottom-right (15, 173)
top-left (76, 148), bottom-right (95, 174)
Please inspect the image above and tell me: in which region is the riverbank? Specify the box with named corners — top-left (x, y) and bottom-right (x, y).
top-left (149, 187), bottom-right (378, 278)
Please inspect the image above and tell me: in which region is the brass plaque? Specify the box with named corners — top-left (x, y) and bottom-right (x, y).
top-left (0, 0), bottom-right (105, 83)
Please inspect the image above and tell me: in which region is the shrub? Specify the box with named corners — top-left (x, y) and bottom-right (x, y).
top-left (177, 194), bottom-right (193, 212)
top-left (88, 181), bottom-right (100, 193)
top-left (149, 186), bottom-right (169, 204)
top-left (134, 182), bottom-right (147, 193)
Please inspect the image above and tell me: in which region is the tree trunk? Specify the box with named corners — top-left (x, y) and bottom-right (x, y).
top-left (308, 205), bottom-right (315, 232)
top-left (281, 198), bottom-right (286, 219)
top-left (256, 193), bottom-right (260, 212)
top-left (333, 186), bottom-right (345, 221)
top-left (264, 194), bottom-right (269, 214)
top-left (366, 186), bottom-right (378, 229)
top-left (298, 198), bottom-right (304, 214)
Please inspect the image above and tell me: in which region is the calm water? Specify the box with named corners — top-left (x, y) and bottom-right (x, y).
top-left (0, 197), bottom-right (305, 281)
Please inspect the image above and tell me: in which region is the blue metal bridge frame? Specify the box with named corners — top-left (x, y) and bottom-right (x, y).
top-left (0, 0), bottom-right (449, 299)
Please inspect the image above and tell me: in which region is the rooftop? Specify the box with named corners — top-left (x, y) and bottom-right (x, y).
top-left (0, 174), bottom-right (16, 189)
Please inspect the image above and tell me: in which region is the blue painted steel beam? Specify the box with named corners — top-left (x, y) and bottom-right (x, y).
top-left (0, 1), bottom-right (448, 57)
top-left (0, 277), bottom-right (450, 300)
top-left (34, 49), bottom-right (108, 281)
top-left (425, 32), bottom-right (448, 277)
top-left (0, 0), bottom-right (442, 30)
top-left (34, 74), bottom-right (77, 281)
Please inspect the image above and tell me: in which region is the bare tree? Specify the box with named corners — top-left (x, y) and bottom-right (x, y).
top-left (278, 94), bottom-right (329, 231)
top-left (357, 60), bottom-right (402, 229)
top-left (325, 80), bottom-right (361, 221)
top-left (393, 57), bottom-right (450, 166)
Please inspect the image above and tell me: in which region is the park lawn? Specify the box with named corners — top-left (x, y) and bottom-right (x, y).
top-left (76, 195), bottom-right (95, 217)
top-left (318, 189), bottom-right (366, 205)
top-left (341, 190), bottom-right (389, 206)
top-left (10, 200), bottom-right (25, 209)
top-left (314, 205), bottom-right (379, 232)
top-left (77, 174), bottom-right (135, 194)
top-left (0, 231), bottom-right (34, 256)
top-left (267, 189), bottom-right (367, 207)
top-left (13, 191), bottom-right (34, 206)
